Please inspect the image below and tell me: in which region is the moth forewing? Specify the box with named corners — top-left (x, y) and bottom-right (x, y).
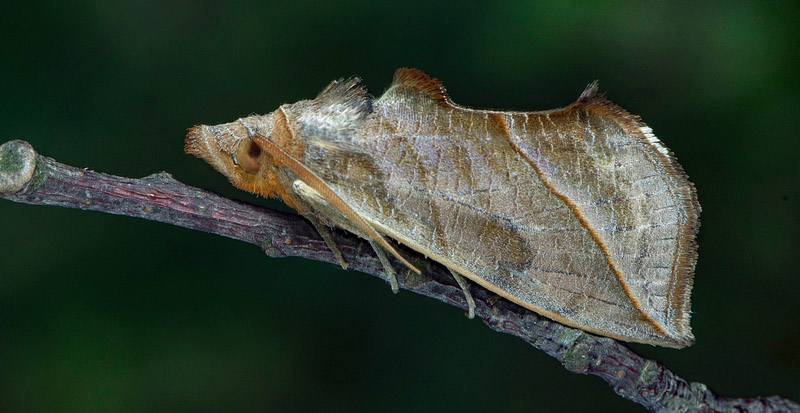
top-left (186, 68), bottom-right (700, 348)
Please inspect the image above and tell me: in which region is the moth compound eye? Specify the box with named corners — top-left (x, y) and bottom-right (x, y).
top-left (235, 138), bottom-right (263, 173)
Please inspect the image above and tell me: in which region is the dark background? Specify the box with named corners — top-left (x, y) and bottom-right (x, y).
top-left (2, 1), bottom-right (798, 411)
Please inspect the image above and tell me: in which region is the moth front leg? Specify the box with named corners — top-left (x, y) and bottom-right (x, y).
top-left (307, 216), bottom-right (349, 271)
top-left (291, 179), bottom-right (399, 292)
top-left (291, 180), bottom-right (348, 270)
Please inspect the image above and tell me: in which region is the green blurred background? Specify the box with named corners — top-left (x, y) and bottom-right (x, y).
top-left (2, 1), bottom-right (798, 411)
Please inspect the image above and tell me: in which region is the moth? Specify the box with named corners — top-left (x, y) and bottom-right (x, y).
top-left (185, 68), bottom-right (700, 348)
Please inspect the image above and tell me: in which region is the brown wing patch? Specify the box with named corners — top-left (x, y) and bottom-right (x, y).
top-left (391, 68), bottom-right (454, 106)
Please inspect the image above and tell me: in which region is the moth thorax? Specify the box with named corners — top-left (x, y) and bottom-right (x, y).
top-left (270, 108), bottom-right (306, 161)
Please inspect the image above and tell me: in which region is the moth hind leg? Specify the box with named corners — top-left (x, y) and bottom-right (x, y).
top-left (448, 269), bottom-right (476, 319)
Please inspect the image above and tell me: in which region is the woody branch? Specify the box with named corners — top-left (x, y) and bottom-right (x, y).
top-left (0, 139), bottom-right (796, 412)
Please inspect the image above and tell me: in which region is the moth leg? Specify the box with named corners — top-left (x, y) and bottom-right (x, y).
top-left (307, 216), bottom-right (348, 270)
top-left (259, 134), bottom-right (420, 275)
top-left (291, 179), bottom-right (349, 270)
top-left (293, 178), bottom-right (405, 291)
top-left (369, 240), bottom-right (400, 294)
top-left (448, 269), bottom-right (475, 319)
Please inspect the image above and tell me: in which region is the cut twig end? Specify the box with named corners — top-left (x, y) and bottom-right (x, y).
top-left (0, 140), bottom-right (37, 194)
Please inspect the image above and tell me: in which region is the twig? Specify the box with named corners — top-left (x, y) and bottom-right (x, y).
top-left (1, 139), bottom-right (797, 412)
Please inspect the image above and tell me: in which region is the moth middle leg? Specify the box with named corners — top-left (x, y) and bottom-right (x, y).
top-left (448, 269), bottom-right (476, 319)
top-left (368, 239), bottom-right (400, 293)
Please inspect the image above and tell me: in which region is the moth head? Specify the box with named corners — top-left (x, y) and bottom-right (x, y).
top-left (185, 114), bottom-right (283, 199)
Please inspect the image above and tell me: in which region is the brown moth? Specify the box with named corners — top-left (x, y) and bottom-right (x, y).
top-left (185, 68), bottom-right (700, 348)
